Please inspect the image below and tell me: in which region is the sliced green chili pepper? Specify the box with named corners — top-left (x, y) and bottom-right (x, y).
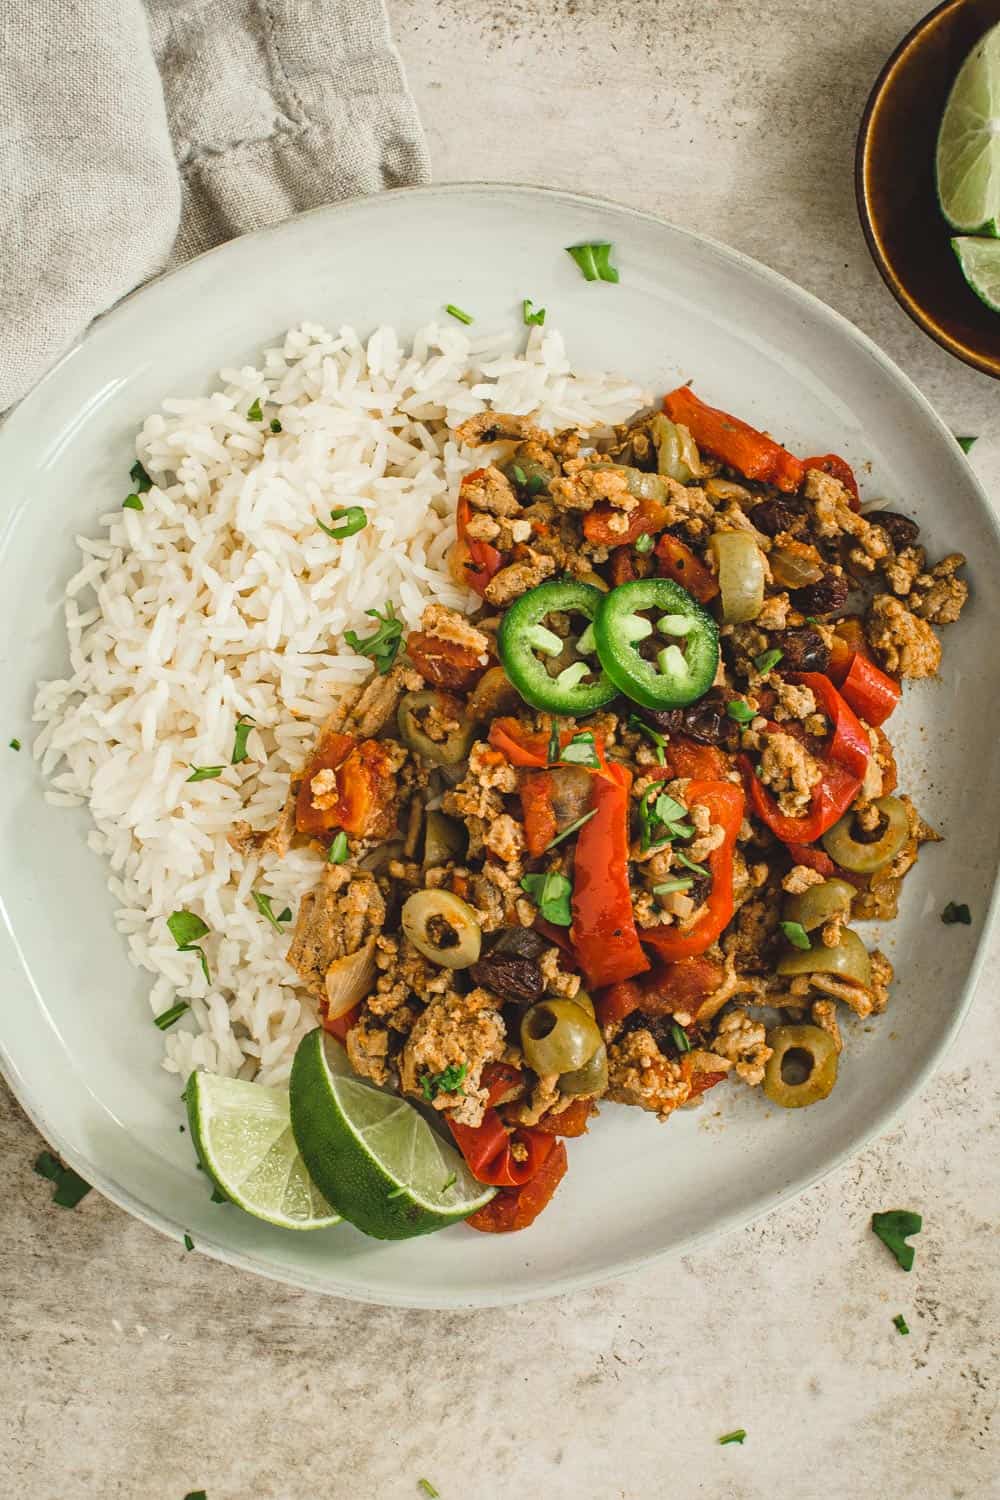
top-left (497, 579), bottom-right (617, 715)
top-left (593, 578), bottom-right (719, 710)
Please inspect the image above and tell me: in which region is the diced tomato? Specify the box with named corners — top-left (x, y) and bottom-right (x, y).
top-left (456, 483), bottom-right (504, 597)
top-left (533, 1099), bottom-right (595, 1137)
top-left (295, 732), bottom-right (397, 840)
top-left (664, 735), bottom-right (730, 781)
top-left (406, 630), bottom-right (486, 691)
top-left (582, 495), bottom-right (671, 547)
top-left (465, 1141), bottom-right (569, 1233)
top-left (655, 533), bottom-right (719, 603)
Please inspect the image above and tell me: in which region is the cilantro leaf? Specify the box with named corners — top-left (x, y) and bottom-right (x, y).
top-left (718, 1430), bottom-right (746, 1446)
top-left (328, 831), bottom-right (349, 864)
top-left (892, 1313), bottom-right (910, 1335)
top-left (252, 891), bottom-right (293, 933)
top-left (129, 460), bottom-right (153, 493)
top-left (186, 765), bottom-right (223, 782)
top-left (780, 919), bottom-right (811, 951)
top-left (344, 603), bottom-right (404, 675)
top-left (941, 901), bottom-right (971, 925)
top-left (247, 398), bottom-right (263, 421)
top-left (872, 1209), bottom-right (922, 1271)
top-left (520, 869), bottom-right (573, 926)
top-left (566, 241), bottom-right (620, 283)
top-left (420, 1063), bottom-right (468, 1101)
top-left (522, 299), bottom-right (546, 326)
top-left (231, 714), bottom-right (255, 765)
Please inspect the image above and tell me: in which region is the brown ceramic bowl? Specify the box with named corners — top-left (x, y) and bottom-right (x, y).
top-left (857, 0), bottom-right (1000, 376)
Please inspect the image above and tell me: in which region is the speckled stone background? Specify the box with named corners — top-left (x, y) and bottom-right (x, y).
top-left (3, 3), bottom-right (998, 1496)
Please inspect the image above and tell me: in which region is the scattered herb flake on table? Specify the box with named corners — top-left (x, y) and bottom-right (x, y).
top-left (9, 737), bottom-right (21, 750)
top-left (34, 1151), bottom-right (92, 1208)
top-left (566, 241), bottom-right (620, 283)
top-left (444, 303), bottom-right (473, 324)
top-left (941, 901), bottom-right (971, 925)
top-left (892, 1313), bottom-right (910, 1335)
top-left (183, 1233), bottom-right (195, 1252)
top-left (955, 434), bottom-right (978, 453)
top-left (247, 397), bottom-right (263, 421)
top-left (718, 1429), bottom-right (746, 1446)
top-left (417, 1482), bottom-right (440, 1499)
top-left (522, 298), bottom-right (546, 326)
top-left (872, 1209), bottom-right (922, 1271)
top-left (231, 714), bottom-right (255, 765)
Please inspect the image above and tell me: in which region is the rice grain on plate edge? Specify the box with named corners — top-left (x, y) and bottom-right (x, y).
top-left (32, 322), bottom-right (645, 1087)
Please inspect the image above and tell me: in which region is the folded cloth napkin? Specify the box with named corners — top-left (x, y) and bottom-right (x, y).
top-left (0, 0), bottom-right (430, 410)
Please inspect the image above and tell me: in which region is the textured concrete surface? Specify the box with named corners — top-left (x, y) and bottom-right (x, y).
top-left (3, 2), bottom-right (999, 1496)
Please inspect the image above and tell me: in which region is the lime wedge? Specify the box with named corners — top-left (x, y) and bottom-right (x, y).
top-left (289, 1028), bottom-right (495, 1239)
top-left (937, 22), bottom-right (1000, 234)
top-left (186, 1070), bottom-right (340, 1231)
top-left (952, 235), bottom-right (1000, 310)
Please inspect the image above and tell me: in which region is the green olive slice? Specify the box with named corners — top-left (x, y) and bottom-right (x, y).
top-left (763, 1024), bottom-right (838, 1108)
top-left (779, 930), bottom-right (869, 990)
top-left (401, 889), bottom-right (482, 969)
top-left (559, 1042), bottom-right (608, 1097)
top-left (821, 794), bottom-right (910, 874)
top-left (776, 926), bottom-right (872, 987)
top-left (521, 999), bottom-right (602, 1076)
top-left (783, 877), bottom-right (855, 932)
top-left (397, 690), bottom-right (474, 766)
top-left (422, 810), bottom-right (467, 869)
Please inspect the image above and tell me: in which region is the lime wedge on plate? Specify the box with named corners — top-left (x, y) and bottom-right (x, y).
top-left (186, 1070), bottom-right (340, 1230)
top-left (952, 235), bottom-right (1000, 310)
top-left (937, 21), bottom-right (1000, 234)
top-left (289, 1027), bottom-right (494, 1239)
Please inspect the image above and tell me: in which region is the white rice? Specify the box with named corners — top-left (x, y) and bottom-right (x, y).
top-left (33, 321), bottom-right (647, 1087)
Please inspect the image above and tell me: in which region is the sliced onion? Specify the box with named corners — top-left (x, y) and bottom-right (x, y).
top-left (709, 531), bottom-right (766, 623)
top-left (769, 546), bottom-right (825, 590)
top-left (651, 413), bottom-right (701, 482)
top-left (324, 938), bottom-right (377, 1019)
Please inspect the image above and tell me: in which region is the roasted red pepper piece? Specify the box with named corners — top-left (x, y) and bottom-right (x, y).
top-left (683, 1058), bottom-right (728, 1099)
top-left (664, 735), bottom-right (730, 782)
top-left (596, 955), bottom-right (724, 1032)
top-left (465, 1140), bottom-right (568, 1233)
top-left (571, 762), bottom-right (651, 988)
top-left (655, 533), bottom-right (720, 603)
top-left (641, 779), bottom-right (745, 961)
top-left (783, 841), bottom-right (836, 877)
top-left (742, 753), bottom-right (860, 845)
top-left (790, 672), bottom-right (870, 780)
top-left (446, 1066), bottom-right (556, 1188)
top-left (532, 1098), bottom-right (595, 1137)
top-left (664, 386), bottom-right (805, 493)
top-left (406, 630), bottom-right (485, 691)
top-left (456, 478), bottom-right (505, 597)
top-left (488, 716), bottom-right (607, 770)
top-left (321, 1000), bottom-right (363, 1042)
top-left (582, 495), bottom-right (671, 547)
top-left (295, 732), bottom-right (396, 840)
top-left (520, 771), bottom-right (559, 857)
top-left (801, 453), bottom-right (860, 510)
top-left (838, 654), bottom-right (901, 727)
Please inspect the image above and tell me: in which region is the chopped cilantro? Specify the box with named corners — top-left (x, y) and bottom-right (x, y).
top-left (184, 1490), bottom-right (208, 1498)
top-left (417, 1482), bottom-right (440, 1498)
top-left (780, 920), bottom-right (811, 951)
top-left (252, 891), bottom-right (293, 933)
top-left (34, 1151), bottom-right (62, 1181)
top-left (675, 849), bottom-right (710, 877)
top-left (559, 731), bottom-right (601, 769)
top-left (130, 460), bottom-right (153, 493)
top-left (520, 869), bottom-right (573, 926)
top-left (445, 304), bottom-right (473, 325)
top-left (525, 473), bottom-right (546, 495)
top-left (634, 532), bottom-right (654, 554)
top-left (566, 241), bottom-right (620, 283)
top-left (9, 737), bottom-right (21, 751)
top-left (511, 464), bottom-right (528, 487)
top-left (270, 418), bottom-right (282, 433)
top-left (317, 505), bottom-right (367, 540)
top-left (231, 714), bottom-right (255, 765)
top-left (941, 901), bottom-right (971, 925)
top-left (639, 784), bottom-right (692, 851)
top-left (153, 1002), bottom-right (190, 1031)
top-left (522, 299), bottom-right (546, 326)
top-left (872, 1209), bottom-right (922, 1271)
top-left (753, 647), bottom-right (783, 675)
top-left (670, 1022), bottom-right (691, 1053)
top-left (628, 714), bottom-right (667, 766)
top-left (186, 765), bottom-right (223, 782)
top-left (247, 397), bottom-right (263, 421)
top-left (420, 1063), bottom-right (469, 1102)
top-left (345, 602), bottom-right (404, 674)
top-left (955, 434), bottom-right (978, 454)
top-left (652, 877), bottom-right (693, 896)
top-left (718, 1430), bottom-right (746, 1446)
top-left (544, 808), bottom-right (598, 850)
top-left (328, 831), bottom-right (349, 864)
top-left (123, 494), bottom-right (144, 511)
top-left (210, 1186), bottom-right (227, 1204)
top-left (34, 1152), bottom-right (91, 1208)
top-left (892, 1313), bottom-right (910, 1335)
top-left (183, 1233), bottom-right (195, 1252)
top-left (167, 910), bottom-right (211, 985)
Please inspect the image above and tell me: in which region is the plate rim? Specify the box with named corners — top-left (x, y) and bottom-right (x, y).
top-left (2, 179), bottom-right (997, 1308)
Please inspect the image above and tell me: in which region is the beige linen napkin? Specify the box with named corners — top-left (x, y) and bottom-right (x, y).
top-left (0, 0), bottom-right (430, 409)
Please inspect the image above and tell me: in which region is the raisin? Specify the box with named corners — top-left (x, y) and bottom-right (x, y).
top-left (469, 953), bottom-right (545, 1006)
top-left (767, 627), bottom-right (831, 673)
top-left (869, 510), bottom-right (919, 549)
top-left (749, 498), bottom-right (806, 537)
top-left (791, 573), bottom-right (850, 616)
top-left (639, 691), bottom-right (737, 748)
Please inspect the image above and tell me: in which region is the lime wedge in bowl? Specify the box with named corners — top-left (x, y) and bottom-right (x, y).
top-left (937, 21), bottom-right (1000, 235)
top-left (289, 1028), bottom-right (495, 1239)
top-left (952, 236), bottom-right (1000, 310)
top-left (186, 1070), bottom-right (340, 1231)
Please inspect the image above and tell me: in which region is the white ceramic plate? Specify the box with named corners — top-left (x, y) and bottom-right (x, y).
top-left (1, 185), bottom-right (997, 1308)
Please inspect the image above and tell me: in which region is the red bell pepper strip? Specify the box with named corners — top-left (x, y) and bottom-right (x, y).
top-left (664, 735), bottom-right (730, 782)
top-left (465, 1140), bottom-right (568, 1233)
top-left (571, 763), bottom-right (651, 988)
top-left (742, 753), bottom-right (859, 845)
top-left (641, 779), bottom-right (745, 962)
top-left (664, 386), bottom-right (805, 493)
top-left (596, 955), bottom-right (724, 1032)
top-left (683, 1057), bottom-right (728, 1100)
top-left (446, 1065), bottom-right (556, 1188)
top-left (456, 479), bottom-right (504, 597)
top-left (655, 533), bottom-right (720, 603)
top-left (520, 771), bottom-right (559, 857)
top-left (790, 672), bottom-right (870, 780)
top-left (783, 841), bottom-right (836, 877)
top-left (838, 654), bottom-right (901, 727)
top-left (801, 453), bottom-right (860, 509)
